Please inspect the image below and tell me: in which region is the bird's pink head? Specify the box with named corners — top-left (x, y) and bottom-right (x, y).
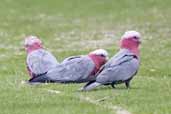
top-left (24, 36), bottom-right (43, 54)
top-left (88, 49), bottom-right (109, 74)
top-left (120, 31), bottom-right (141, 56)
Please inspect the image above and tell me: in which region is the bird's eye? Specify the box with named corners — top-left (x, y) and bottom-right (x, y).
top-left (99, 54), bottom-right (105, 57)
top-left (25, 44), bottom-right (29, 47)
top-left (133, 36), bottom-right (138, 39)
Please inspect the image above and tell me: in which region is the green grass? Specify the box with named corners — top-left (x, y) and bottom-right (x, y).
top-left (0, 0), bottom-right (171, 114)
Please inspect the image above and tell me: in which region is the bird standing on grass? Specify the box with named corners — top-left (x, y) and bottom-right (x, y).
top-left (82, 30), bottom-right (141, 91)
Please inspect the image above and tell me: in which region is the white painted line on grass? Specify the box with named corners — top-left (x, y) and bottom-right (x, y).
top-left (79, 95), bottom-right (131, 114)
top-left (47, 89), bottom-right (61, 94)
top-left (43, 87), bottom-right (131, 114)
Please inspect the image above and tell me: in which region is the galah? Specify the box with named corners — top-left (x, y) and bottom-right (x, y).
top-left (82, 31), bottom-right (141, 91)
top-left (25, 36), bottom-right (59, 79)
top-left (29, 49), bottom-right (108, 83)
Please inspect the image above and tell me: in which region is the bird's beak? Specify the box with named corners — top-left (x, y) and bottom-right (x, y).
top-left (106, 57), bottom-right (109, 61)
top-left (138, 40), bottom-right (141, 44)
top-left (133, 38), bottom-right (141, 44)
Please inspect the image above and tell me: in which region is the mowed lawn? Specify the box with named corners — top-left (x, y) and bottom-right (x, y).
top-left (0, 0), bottom-right (171, 114)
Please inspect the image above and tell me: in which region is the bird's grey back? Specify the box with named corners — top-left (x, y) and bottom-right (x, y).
top-left (27, 49), bottom-right (59, 75)
top-left (46, 56), bottom-right (95, 82)
top-left (105, 49), bottom-right (139, 67)
top-left (96, 49), bottom-right (140, 84)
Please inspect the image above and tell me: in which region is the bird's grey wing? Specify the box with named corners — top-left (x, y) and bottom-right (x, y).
top-left (96, 57), bottom-right (139, 84)
top-left (62, 55), bottom-right (84, 64)
top-left (47, 57), bottom-right (94, 83)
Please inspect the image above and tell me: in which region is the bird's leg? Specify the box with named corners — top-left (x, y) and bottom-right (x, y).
top-left (111, 82), bottom-right (115, 88)
top-left (111, 84), bottom-right (115, 88)
top-left (125, 80), bottom-right (130, 88)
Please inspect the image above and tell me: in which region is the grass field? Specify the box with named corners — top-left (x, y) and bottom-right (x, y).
top-left (0, 0), bottom-right (171, 114)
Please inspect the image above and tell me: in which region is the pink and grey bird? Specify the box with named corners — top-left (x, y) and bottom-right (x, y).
top-left (29, 49), bottom-right (108, 83)
top-left (24, 36), bottom-right (59, 79)
top-left (82, 30), bottom-right (141, 91)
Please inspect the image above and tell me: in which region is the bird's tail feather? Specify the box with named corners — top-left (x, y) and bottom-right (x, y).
top-left (82, 82), bottom-right (101, 91)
